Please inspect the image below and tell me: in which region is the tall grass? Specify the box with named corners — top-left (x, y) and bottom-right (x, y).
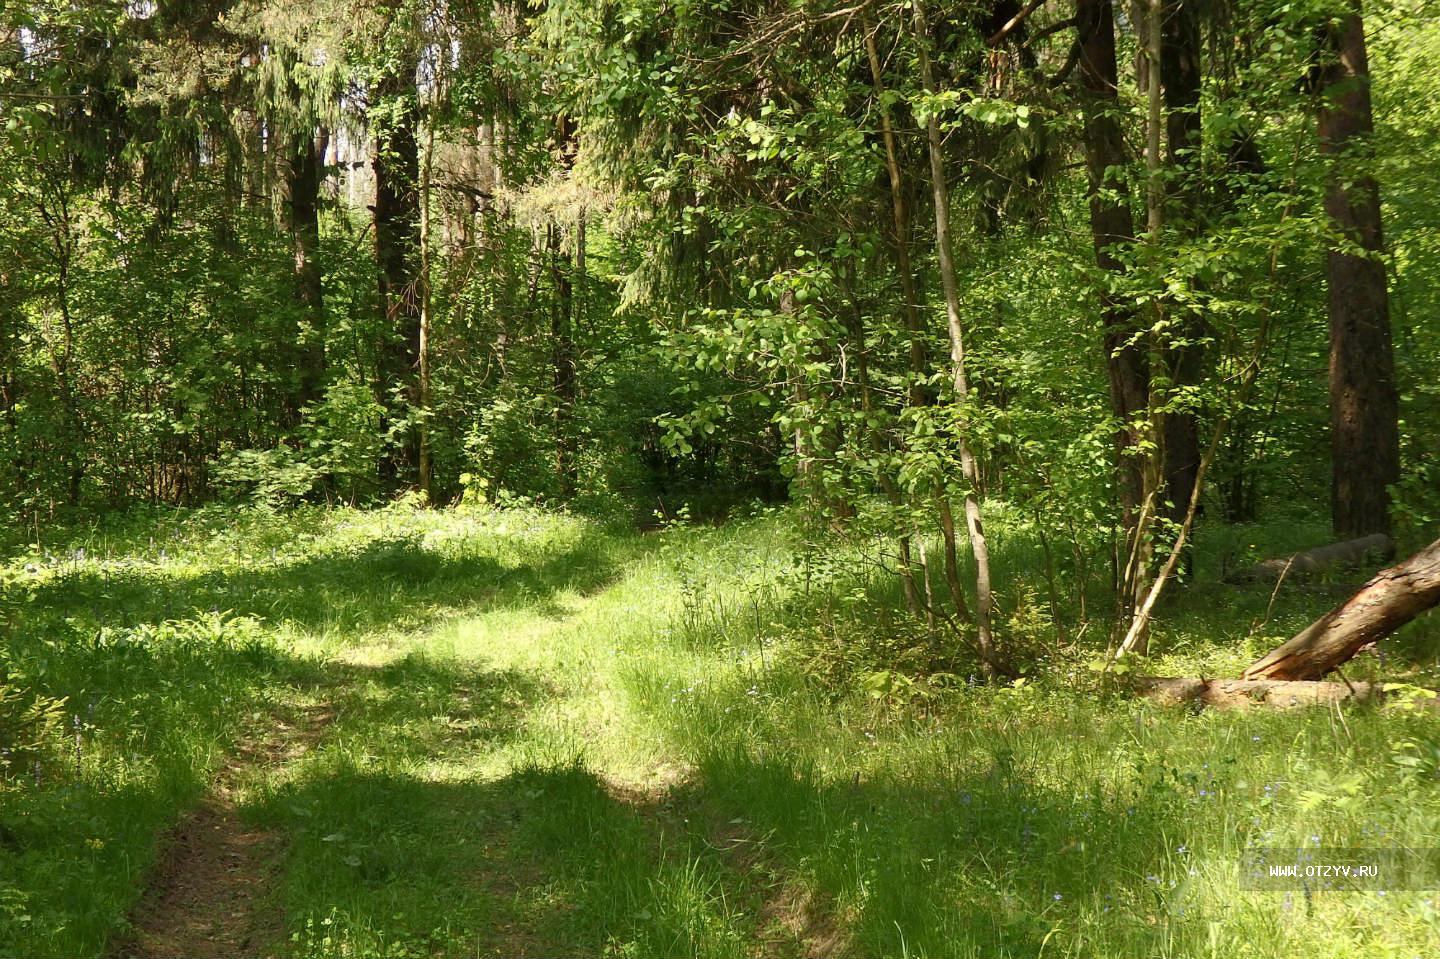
top-left (1, 503), bottom-right (1436, 956)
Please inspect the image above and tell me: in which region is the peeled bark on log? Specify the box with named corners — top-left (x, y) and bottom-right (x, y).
top-left (1243, 536), bottom-right (1440, 681)
top-left (1135, 676), bottom-right (1437, 711)
top-left (1225, 533), bottom-right (1394, 583)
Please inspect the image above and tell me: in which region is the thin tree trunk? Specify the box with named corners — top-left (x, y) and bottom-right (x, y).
top-left (914, 531), bottom-right (938, 631)
top-left (863, 28), bottom-right (928, 412)
top-left (0, 305), bottom-right (20, 492)
top-left (936, 493), bottom-right (973, 624)
top-left (418, 116), bottom-right (436, 501)
top-left (549, 220), bottom-right (577, 499)
top-left (864, 25), bottom-right (928, 620)
top-left (912, 0), bottom-right (997, 676)
top-left (1319, 2), bottom-right (1400, 539)
top-left (39, 185), bottom-right (84, 504)
top-left (842, 256), bottom-right (922, 619)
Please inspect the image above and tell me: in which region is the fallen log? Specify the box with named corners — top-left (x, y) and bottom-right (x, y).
top-left (1135, 676), bottom-right (1438, 710)
top-left (1243, 535), bottom-right (1440, 681)
top-left (1224, 533), bottom-right (1393, 583)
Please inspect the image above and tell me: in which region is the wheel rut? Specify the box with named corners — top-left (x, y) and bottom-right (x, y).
top-left (110, 704), bottom-right (335, 959)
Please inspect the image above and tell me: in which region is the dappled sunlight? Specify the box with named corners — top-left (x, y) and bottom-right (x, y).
top-left (3, 507), bottom-right (1438, 957)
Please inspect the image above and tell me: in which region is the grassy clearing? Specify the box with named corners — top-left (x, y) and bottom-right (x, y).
top-left (1, 504), bottom-right (1438, 957)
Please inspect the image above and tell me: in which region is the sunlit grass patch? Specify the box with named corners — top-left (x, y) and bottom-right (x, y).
top-left (3, 503), bottom-right (1438, 957)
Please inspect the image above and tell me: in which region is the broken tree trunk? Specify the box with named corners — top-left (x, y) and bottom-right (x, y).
top-left (1244, 535), bottom-right (1440, 681)
top-left (1225, 533), bottom-right (1395, 583)
top-left (1135, 676), bottom-right (1437, 710)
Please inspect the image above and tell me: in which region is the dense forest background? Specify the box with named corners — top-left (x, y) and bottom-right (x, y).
top-left (2, 0), bottom-right (1438, 662)
top-left (6, 3), bottom-right (1440, 956)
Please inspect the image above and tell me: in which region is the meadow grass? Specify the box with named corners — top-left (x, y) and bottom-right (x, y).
top-left (1, 503), bottom-right (1437, 957)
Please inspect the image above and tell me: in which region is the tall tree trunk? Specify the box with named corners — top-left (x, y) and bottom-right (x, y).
top-left (780, 284), bottom-right (815, 495)
top-left (39, 184), bottom-right (84, 504)
top-left (549, 220), bottom-right (577, 499)
top-left (1077, 0), bottom-right (1152, 621)
top-left (1159, 0), bottom-right (1204, 537)
top-left (1244, 536), bottom-right (1440, 681)
top-left (281, 124), bottom-right (328, 421)
top-left (1116, 0), bottom-right (1168, 657)
top-left (913, 0), bottom-right (998, 676)
top-left (418, 117), bottom-right (436, 501)
top-left (373, 72), bottom-right (422, 488)
top-left (549, 116), bottom-right (580, 500)
top-left (1319, 3), bottom-right (1400, 539)
top-left (864, 26), bottom-right (935, 623)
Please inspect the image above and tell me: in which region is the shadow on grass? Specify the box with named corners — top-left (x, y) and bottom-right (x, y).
top-left (675, 744), bottom-right (1190, 957)
top-left (0, 621), bottom-right (556, 957)
top-left (242, 734), bottom-right (1208, 959)
top-left (13, 527), bottom-right (627, 641)
top-left (616, 656), bottom-right (1238, 958)
top-left (246, 757), bottom-right (754, 958)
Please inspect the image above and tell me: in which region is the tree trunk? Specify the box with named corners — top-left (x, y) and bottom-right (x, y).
top-left (1159, 0), bottom-right (1204, 537)
top-left (373, 72), bottom-right (422, 488)
top-left (281, 124), bottom-right (328, 420)
top-left (0, 297), bottom-right (19, 489)
top-left (864, 26), bottom-right (931, 622)
top-left (1225, 533), bottom-right (1394, 583)
top-left (418, 117), bottom-right (436, 501)
top-left (1244, 536), bottom-right (1440, 681)
top-left (41, 184), bottom-right (85, 504)
top-left (1076, 0), bottom-right (1151, 613)
top-left (913, 0), bottom-right (997, 675)
top-left (1136, 676), bottom-right (1437, 711)
top-left (1320, 3), bottom-right (1400, 539)
top-left (1118, 0), bottom-right (1166, 657)
top-left (549, 220), bottom-right (577, 499)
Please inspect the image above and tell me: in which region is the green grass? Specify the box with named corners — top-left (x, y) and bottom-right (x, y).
top-left (1, 503), bottom-right (1438, 957)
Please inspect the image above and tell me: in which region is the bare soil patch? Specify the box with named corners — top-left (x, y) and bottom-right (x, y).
top-left (109, 705), bottom-right (335, 959)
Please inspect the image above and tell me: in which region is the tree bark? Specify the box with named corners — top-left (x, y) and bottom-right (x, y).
top-left (1159, 0), bottom-right (1204, 536)
top-left (1076, 0), bottom-right (1151, 609)
top-left (1320, 3), bottom-right (1400, 539)
top-left (1225, 533), bottom-right (1394, 583)
top-left (281, 124), bottom-right (328, 420)
top-left (1244, 536), bottom-right (1440, 681)
top-left (913, 0), bottom-right (997, 676)
top-left (549, 219), bottom-right (577, 499)
top-left (1136, 676), bottom-right (1437, 710)
top-left (863, 26), bottom-right (932, 622)
top-left (418, 117), bottom-right (436, 501)
top-left (373, 70), bottom-right (422, 488)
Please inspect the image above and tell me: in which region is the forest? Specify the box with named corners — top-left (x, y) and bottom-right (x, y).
top-left (2, 0), bottom-right (1439, 956)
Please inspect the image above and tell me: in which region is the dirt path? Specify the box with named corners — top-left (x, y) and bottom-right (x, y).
top-left (110, 704), bottom-right (335, 959)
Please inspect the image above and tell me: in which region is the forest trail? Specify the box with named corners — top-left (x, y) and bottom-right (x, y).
top-left (7, 509), bottom-right (1438, 958)
top-left (112, 704), bottom-right (335, 959)
top-left (105, 535), bottom-right (658, 959)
